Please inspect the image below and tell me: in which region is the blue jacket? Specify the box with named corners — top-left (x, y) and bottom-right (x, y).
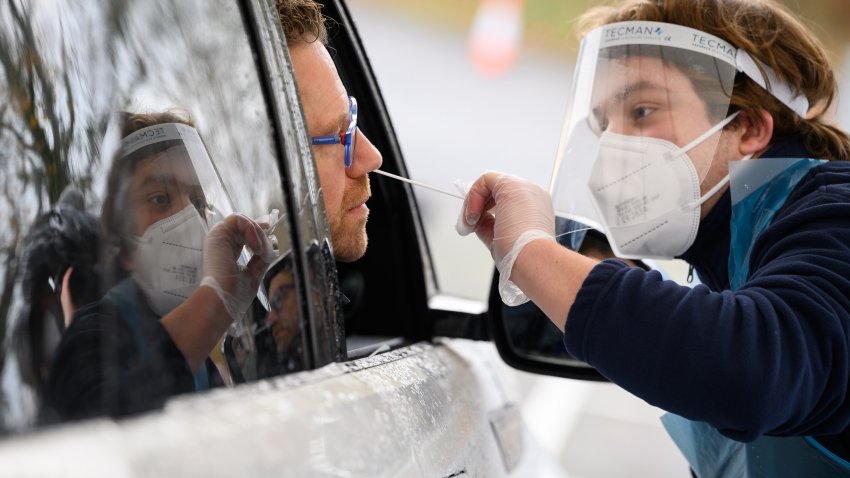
top-left (564, 138), bottom-right (850, 458)
top-left (42, 279), bottom-right (219, 422)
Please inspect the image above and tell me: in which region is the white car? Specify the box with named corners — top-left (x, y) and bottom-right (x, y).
top-left (0, 0), bottom-right (599, 475)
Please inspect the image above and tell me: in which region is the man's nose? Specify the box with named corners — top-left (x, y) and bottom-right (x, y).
top-left (347, 128), bottom-right (382, 178)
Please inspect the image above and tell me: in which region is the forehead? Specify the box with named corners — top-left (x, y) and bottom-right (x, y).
top-left (289, 41), bottom-right (348, 131)
top-left (130, 150), bottom-right (197, 185)
top-left (594, 55), bottom-right (691, 95)
top-left (590, 55), bottom-right (705, 113)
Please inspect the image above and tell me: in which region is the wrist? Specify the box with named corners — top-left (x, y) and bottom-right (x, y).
top-left (160, 285), bottom-right (232, 373)
top-left (495, 230), bottom-right (554, 306)
top-left (196, 281), bottom-right (236, 329)
top-left (511, 238), bottom-right (558, 286)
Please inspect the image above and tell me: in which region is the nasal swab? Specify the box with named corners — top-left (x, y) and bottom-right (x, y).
top-left (373, 169), bottom-right (593, 240)
top-left (373, 169), bottom-right (465, 200)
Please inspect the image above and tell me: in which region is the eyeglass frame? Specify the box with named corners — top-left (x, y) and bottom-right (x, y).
top-left (310, 96), bottom-right (358, 168)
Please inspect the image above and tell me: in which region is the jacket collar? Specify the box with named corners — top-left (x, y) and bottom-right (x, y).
top-left (679, 137), bottom-right (813, 290)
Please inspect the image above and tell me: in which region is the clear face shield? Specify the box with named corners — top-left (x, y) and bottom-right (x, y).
top-left (120, 122), bottom-right (235, 227)
top-left (118, 123), bottom-right (241, 316)
top-left (550, 21), bottom-right (808, 260)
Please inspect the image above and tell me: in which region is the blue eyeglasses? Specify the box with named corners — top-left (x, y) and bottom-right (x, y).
top-left (310, 96), bottom-right (358, 168)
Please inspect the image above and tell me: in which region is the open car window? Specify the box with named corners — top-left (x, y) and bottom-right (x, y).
top-left (318, 1), bottom-right (435, 355)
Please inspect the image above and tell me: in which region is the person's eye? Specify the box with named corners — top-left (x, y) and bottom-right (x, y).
top-left (148, 192), bottom-right (170, 206)
top-left (632, 106), bottom-right (656, 120)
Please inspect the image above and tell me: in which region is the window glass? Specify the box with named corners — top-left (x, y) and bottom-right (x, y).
top-left (0, 0), bottom-right (307, 432)
top-left (244, 1), bottom-right (346, 367)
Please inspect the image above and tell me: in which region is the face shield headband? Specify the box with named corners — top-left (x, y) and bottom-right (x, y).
top-left (549, 21), bottom-right (808, 258)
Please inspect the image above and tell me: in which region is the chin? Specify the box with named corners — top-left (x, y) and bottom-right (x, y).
top-left (330, 217), bottom-right (369, 262)
top-left (333, 232), bottom-right (368, 262)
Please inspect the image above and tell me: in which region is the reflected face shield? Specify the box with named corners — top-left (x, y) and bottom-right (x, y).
top-left (550, 21), bottom-right (808, 259)
top-left (121, 123), bottom-right (236, 232)
top-left (119, 123), bottom-right (237, 315)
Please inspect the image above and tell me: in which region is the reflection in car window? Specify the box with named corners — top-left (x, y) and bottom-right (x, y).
top-left (254, 253), bottom-right (304, 377)
top-left (0, 0), bottom-right (307, 433)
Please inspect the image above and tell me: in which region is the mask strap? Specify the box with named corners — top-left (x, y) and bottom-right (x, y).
top-left (692, 153), bottom-right (755, 208)
top-left (680, 111), bottom-right (741, 155)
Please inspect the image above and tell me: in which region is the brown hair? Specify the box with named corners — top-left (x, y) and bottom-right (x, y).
top-left (101, 109), bottom-right (195, 284)
top-left (275, 0), bottom-right (328, 46)
top-left (118, 109), bottom-right (194, 138)
top-left (579, 0), bottom-right (850, 160)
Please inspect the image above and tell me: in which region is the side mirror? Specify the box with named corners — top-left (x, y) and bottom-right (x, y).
top-left (487, 218), bottom-right (625, 381)
top-left (487, 269), bottom-right (607, 381)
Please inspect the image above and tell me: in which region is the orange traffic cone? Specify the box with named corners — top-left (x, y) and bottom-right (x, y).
top-left (468, 0), bottom-right (524, 77)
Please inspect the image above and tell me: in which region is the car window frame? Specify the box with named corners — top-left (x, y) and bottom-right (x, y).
top-left (318, 0), bottom-right (440, 347)
top-left (241, 0), bottom-right (346, 368)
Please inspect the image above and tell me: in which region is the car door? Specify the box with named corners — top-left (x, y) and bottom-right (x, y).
top-left (0, 0), bottom-right (566, 476)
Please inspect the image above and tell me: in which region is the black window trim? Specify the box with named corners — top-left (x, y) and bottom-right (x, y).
top-left (239, 0), bottom-right (345, 368)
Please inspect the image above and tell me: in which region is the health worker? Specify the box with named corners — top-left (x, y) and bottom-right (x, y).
top-left (44, 112), bottom-right (276, 421)
top-left (457, 0), bottom-right (850, 476)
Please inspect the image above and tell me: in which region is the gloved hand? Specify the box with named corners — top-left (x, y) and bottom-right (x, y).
top-left (456, 172), bottom-right (555, 305)
top-left (200, 214), bottom-right (275, 320)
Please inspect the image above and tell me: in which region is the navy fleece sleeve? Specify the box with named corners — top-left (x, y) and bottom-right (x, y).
top-left (564, 184), bottom-right (850, 442)
top-left (44, 306), bottom-right (194, 421)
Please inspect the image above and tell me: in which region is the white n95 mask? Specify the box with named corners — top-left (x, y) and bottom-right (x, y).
top-left (131, 204), bottom-right (209, 316)
top-left (587, 113), bottom-right (741, 259)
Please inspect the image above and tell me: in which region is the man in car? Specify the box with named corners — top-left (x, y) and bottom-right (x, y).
top-left (275, 0), bottom-right (383, 263)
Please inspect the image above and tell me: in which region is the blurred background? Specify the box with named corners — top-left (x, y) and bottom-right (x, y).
top-left (346, 1), bottom-right (850, 476)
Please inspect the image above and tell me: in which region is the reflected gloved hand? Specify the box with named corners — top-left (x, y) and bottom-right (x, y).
top-left (456, 172), bottom-right (555, 305)
top-left (200, 214), bottom-right (274, 320)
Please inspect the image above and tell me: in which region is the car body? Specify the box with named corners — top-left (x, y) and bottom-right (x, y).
top-left (0, 0), bottom-right (577, 475)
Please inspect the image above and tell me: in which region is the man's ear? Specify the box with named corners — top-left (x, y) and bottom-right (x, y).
top-left (738, 110), bottom-right (774, 157)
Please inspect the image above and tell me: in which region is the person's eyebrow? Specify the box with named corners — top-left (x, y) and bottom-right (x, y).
top-left (138, 173), bottom-right (177, 190)
top-left (592, 81), bottom-right (667, 121)
top-left (613, 81), bottom-right (665, 103)
top-left (333, 111), bottom-right (348, 133)
top-left (322, 112), bottom-right (348, 136)
top-left (137, 172), bottom-right (199, 193)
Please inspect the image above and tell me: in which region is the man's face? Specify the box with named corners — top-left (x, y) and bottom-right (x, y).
top-left (590, 55), bottom-right (738, 206)
top-left (289, 41), bottom-right (383, 262)
top-left (267, 269), bottom-right (298, 352)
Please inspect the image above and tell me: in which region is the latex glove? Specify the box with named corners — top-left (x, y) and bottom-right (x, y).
top-left (456, 172), bottom-right (555, 305)
top-left (200, 214), bottom-right (274, 320)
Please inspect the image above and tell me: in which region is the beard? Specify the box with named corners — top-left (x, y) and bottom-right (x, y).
top-left (328, 176), bottom-right (370, 262)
